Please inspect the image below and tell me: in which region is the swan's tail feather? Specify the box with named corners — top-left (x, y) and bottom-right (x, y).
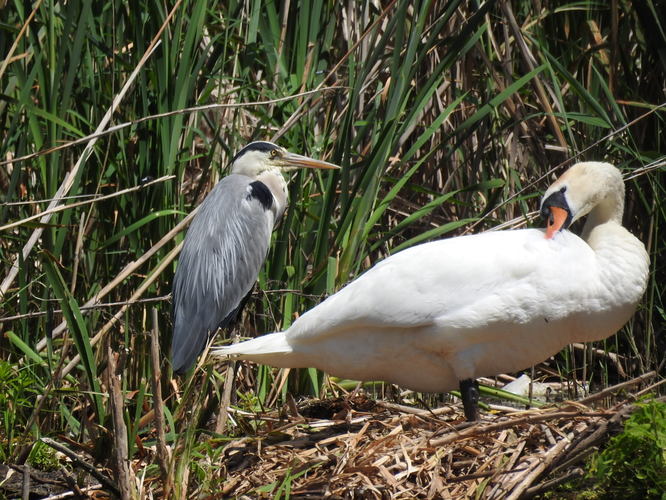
top-left (210, 332), bottom-right (293, 361)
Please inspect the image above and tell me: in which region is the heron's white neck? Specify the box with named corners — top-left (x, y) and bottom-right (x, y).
top-left (256, 169), bottom-right (289, 220)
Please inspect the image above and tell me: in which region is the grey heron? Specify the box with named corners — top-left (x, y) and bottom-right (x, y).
top-left (171, 141), bottom-right (339, 374)
top-left (212, 162), bottom-right (648, 421)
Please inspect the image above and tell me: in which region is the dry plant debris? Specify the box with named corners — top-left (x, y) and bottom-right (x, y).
top-left (218, 391), bottom-right (655, 499)
top-left (1, 374), bottom-right (660, 498)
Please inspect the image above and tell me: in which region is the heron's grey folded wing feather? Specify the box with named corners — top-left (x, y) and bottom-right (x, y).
top-left (171, 175), bottom-right (275, 373)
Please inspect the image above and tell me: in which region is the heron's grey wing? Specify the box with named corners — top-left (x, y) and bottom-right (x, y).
top-left (171, 175), bottom-right (276, 373)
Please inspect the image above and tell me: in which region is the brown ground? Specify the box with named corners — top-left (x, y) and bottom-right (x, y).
top-left (2, 372), bottom-right (660, 499)
top-left (216, 393), bottom-right (632, 499)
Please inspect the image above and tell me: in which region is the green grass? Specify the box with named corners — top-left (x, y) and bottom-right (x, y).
top-left (590, 400), bottom-right (666, 498)
top-left (1, 0), bottom-right (665, 495)
top-left (544, 400), bottom-right (666, 499)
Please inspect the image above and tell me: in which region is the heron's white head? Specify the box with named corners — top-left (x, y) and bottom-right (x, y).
top-left (230, 141), bottom-right (339, 178)
top-left (540, 162), bottom-right (625, 239)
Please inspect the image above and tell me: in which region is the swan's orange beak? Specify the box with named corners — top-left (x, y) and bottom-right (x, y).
top-left (545, 206), bottom-right (569, 239)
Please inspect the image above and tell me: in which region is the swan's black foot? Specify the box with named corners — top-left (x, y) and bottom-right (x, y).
top-left (459, 378), bottom-right (480, 421)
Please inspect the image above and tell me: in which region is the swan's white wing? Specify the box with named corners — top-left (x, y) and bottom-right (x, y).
top-left (216, 227), bottom-right (642, 392)
top-left (243, 228), bottom-right (600, 390)
top-left (287, 228), bottom-right (597, 342)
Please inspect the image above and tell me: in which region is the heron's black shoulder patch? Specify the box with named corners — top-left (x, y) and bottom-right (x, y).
top-left (247, 180), bottom-right (273, 211)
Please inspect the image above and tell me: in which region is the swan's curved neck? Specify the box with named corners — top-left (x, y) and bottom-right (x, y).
top-left (579, 186), bottom-right (648, 317)
top-left (581, 184), bottom-right (625, 241)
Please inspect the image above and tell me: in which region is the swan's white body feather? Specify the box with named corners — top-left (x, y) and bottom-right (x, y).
top-left (214, 162), bottom-right (649, 394)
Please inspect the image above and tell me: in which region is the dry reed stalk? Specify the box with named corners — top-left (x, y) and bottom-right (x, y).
top-left (149, 308), bottom-right (170, 480)
top-left (106, 344), bottom-right (135, 500)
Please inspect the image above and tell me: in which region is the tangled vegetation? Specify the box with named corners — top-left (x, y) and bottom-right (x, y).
top-left (1, 0), bottom-right (664, 497)
top-left (590, 400), bottom-right (666, 498)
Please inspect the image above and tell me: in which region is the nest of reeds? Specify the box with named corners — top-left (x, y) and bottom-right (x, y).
top-left (216, 372), bottom-right (662, 499)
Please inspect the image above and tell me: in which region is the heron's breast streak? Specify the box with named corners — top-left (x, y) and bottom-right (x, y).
top-left (247, 180), bottom-right (274, 211)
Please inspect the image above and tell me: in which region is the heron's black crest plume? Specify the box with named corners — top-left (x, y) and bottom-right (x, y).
top-left (231, 141), bottom-right (280, 164)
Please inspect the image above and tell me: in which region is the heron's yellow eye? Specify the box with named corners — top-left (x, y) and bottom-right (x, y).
top-left (270, 149), bottom-right (279, 158)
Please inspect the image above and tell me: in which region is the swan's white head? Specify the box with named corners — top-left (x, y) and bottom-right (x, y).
top-left (540, 162), bottom-right (625, 239)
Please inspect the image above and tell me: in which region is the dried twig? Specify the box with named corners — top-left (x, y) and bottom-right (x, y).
top-left (21, 465), bottom-right (30, 500)
top-left (211, 391), bottom-right (666, 499)
top-left (505, 436), bottom-right (571, 500)
top-left (0, 87), bottom-right (342, 169)
top-left (35, 213), bottom-right (193, 354)
top-left (0, 175), bottom-right (174, 233)
top-left (43, 484), bottom-right (103, 500)
top-left (576, 370), bottom-right (656, 405)
top-left (0, 295), bottom-right (171, 323)
top-left (522, 467), bottom-right (584, 498)
top-left (216, 332), bottom-right (240, 434)
top-left (0, 0), bottom-right (43, 82)
top-left (429, 409), bottom-right (591, 447)
top-left (150, 308), bottom-right (170, 479)
top-left (501, 0), bottom-right (567, 151)
top-left (106, 345), bottom-right (134, 500)
top-left (40, 438), bottom-right (120, 496)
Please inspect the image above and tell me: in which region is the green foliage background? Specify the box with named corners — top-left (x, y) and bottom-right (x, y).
top-left (0, 0), bottom-right (664, 494)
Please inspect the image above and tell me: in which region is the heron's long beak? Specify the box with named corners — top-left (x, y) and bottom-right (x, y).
top-left (279, 152), bottom-right (340, 170)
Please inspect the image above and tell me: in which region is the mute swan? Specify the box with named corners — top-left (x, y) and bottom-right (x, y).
top-left (212, 162), bottom-right (649, 420)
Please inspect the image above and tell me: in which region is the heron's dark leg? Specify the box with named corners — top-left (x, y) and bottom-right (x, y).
top-left (459, 378), bottom-right (480, 421)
